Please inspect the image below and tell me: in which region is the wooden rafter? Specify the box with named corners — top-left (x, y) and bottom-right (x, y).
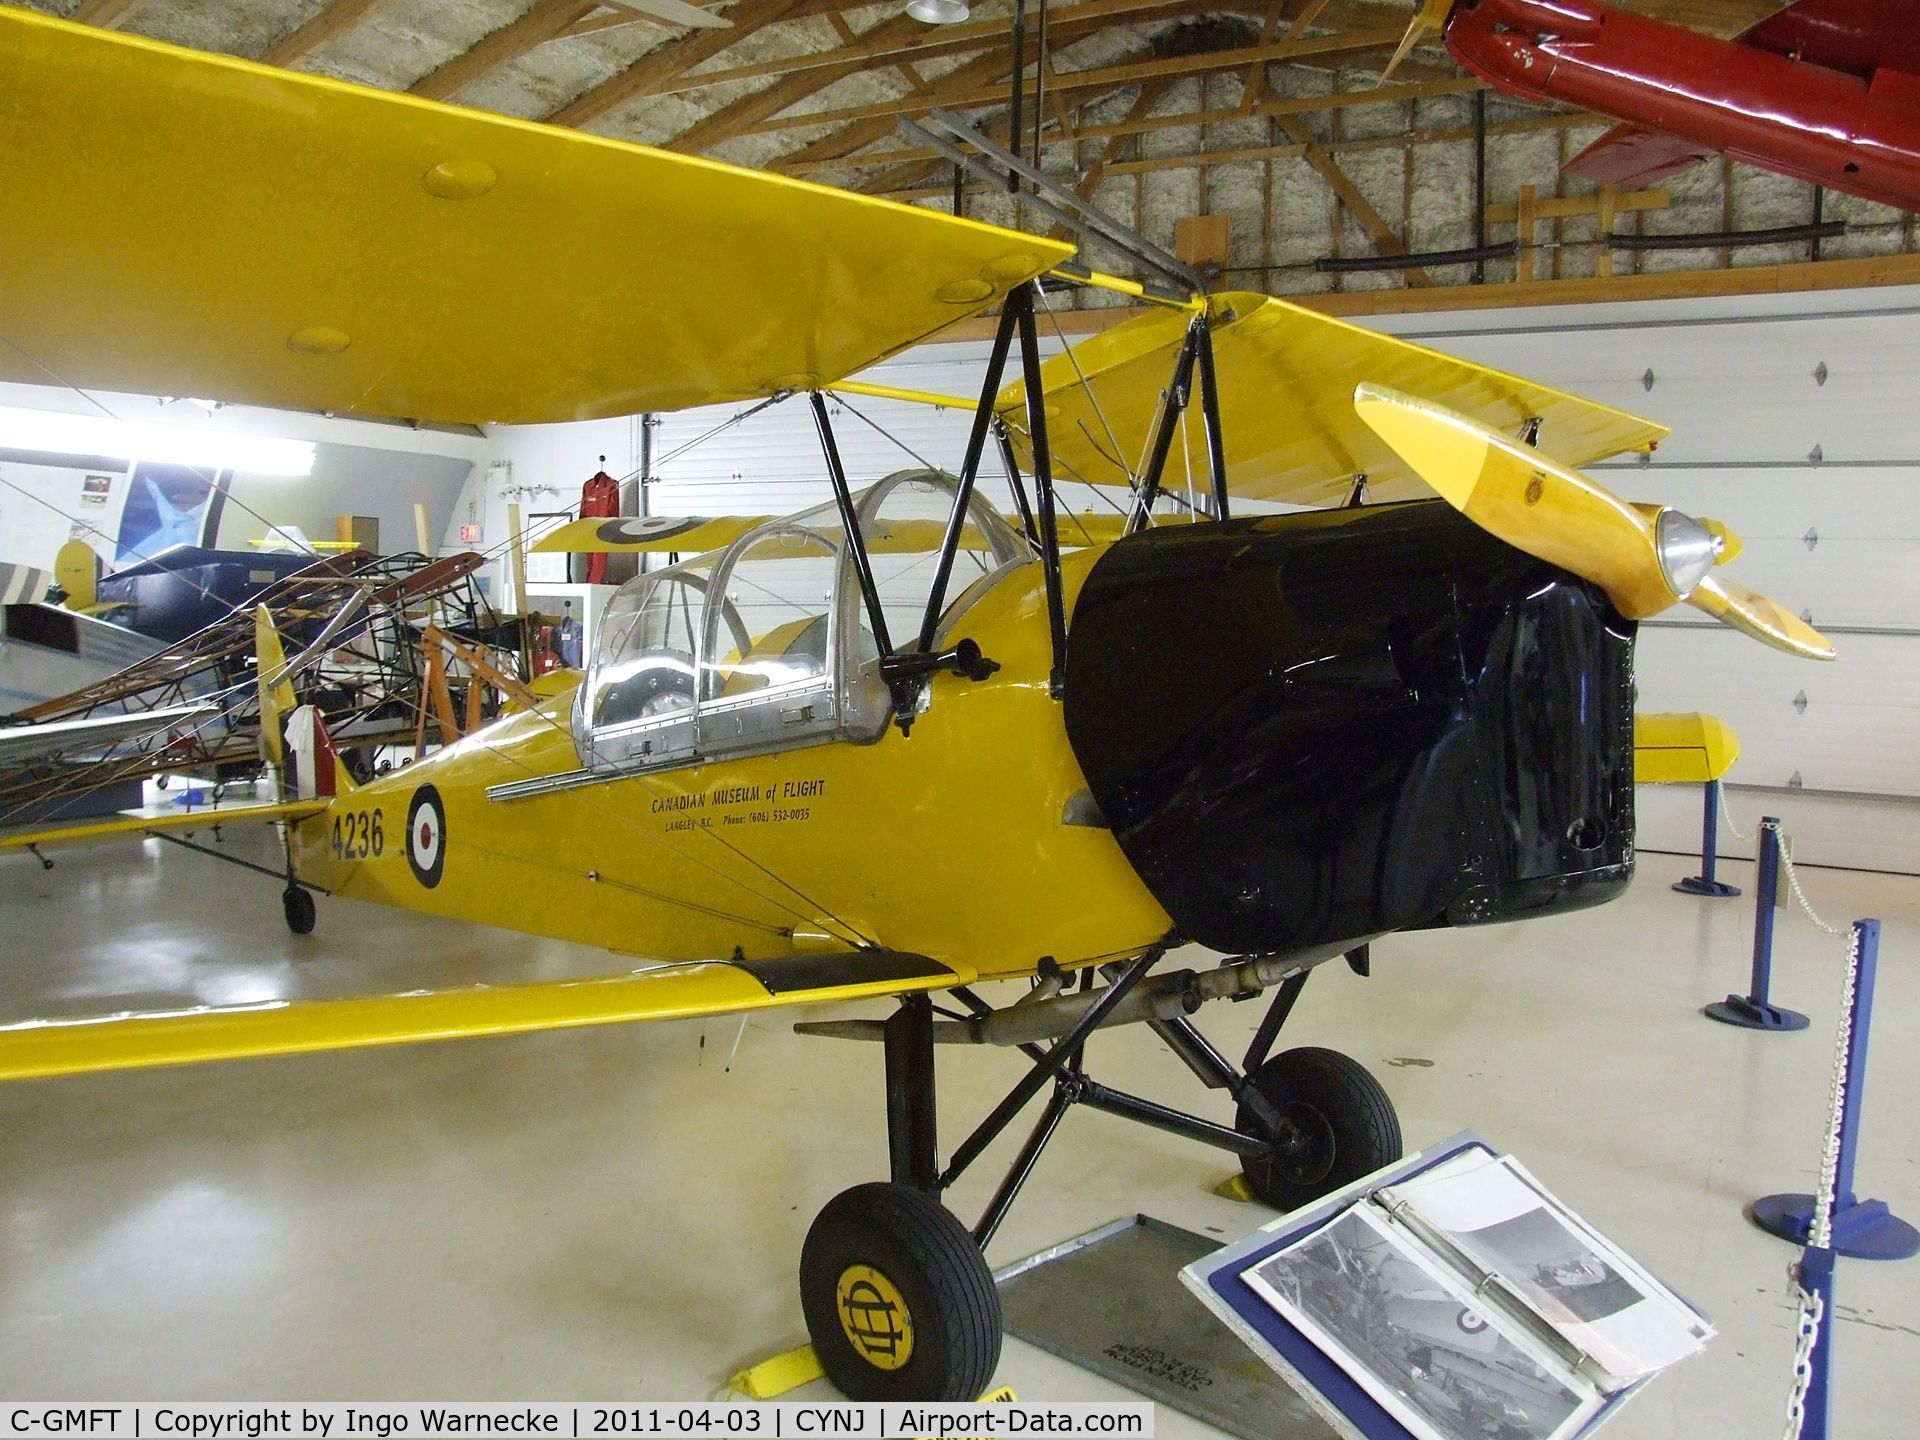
top-left (641, 0), bottom-right (1233, 100)
top-left (559, 3), bottom-right (672, 39)
top-left (262, 0), bottom-right (401, 67)
top-left (736, 23), bottom-right (1404, 145)
top-left (1073, 74), bottom-right (1478, 145)
top-left (1059, 77), bottom-right (1172, 213)
top-left (870, 110), bottom-right (1601, 200)
top-left (412, 0), bottom-right (601, 102)
top-left (71, 0), bottom-right (152, 27)
top-left (1241, 0), bottom-right (1332, 112)
top-left (662, 10), bottom-right (938, 154)
top-left (1274, 113), bottom-right (1432, 286)
top-left (783, 73), bottom-right (1484, 175)
top-left (546, 0), bottom-right (808, 128)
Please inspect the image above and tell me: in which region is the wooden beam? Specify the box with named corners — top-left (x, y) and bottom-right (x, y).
top-left (1595, 184), bottom-right (1616, 278)
top-left (1067, 79), bottom-right (1172, 204)
top-left (1485, 187), bottom-right (1666, 224)
top-left (411, 0), bottom-right (600, 102)
top-left (559, 3), bottom-right (668, 39)
top-left (782, 74), bottom-right (1495, 176)
top-left (1242, 0), bottom-right (1333, 113)
top-left (664, 11), bottom-right (933, 154)
top-left (262, 0), bottom-right (400, 67)
top-left (1514, 183), bottom-right (1537, 282)
top-left (737, 24), bottom-right (1407, 143)
top-left (1275, 113), bottom-right (1432, 286)
top-left (1052, 74), bottom-right (1482, 145)
top-left (72, 0), bottom-right (152, 27)
top-left (642, 0), bottom-right (1212, 99)
top-left (546, 0), bottom-right (807, 128)
top-left (870, 111), bottom-right (1595, 200)
top-left (780, 42), bottom-right (1038, 180)
top-left (938, 250), bottom-right (1920, 338)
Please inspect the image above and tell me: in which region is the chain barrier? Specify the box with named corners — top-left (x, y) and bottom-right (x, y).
top-left (1719, 783), bottom-right (1754, 842)
top-left (1774, 837), bottom-right (1860, 1439)
top-left (1774, 822), bottom-right (1845, 937)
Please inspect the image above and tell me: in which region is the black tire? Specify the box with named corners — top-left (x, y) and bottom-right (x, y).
top-left (799, 1182), bottom-right (1001, 1401)
top-left (282, 885), bottom-right (316, 936)
top-left (1236, 1046), bottom-right (1401, 1211)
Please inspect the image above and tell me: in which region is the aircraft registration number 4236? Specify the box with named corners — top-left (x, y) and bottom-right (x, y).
top-left (330, 808), bottom-right (385, 861)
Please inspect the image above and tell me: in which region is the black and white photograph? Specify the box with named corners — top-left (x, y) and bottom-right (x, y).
top-left (1248, 1212), bottom-right (1598, 1440)
top-left (1458, 1209), bottom-right (1643, 1327)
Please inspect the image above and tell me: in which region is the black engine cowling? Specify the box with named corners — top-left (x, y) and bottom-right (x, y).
top-left (1063, 500), bottom-right (1637, 955)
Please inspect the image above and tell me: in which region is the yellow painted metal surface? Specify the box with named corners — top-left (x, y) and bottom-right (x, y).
top-left (832, 380), bottom-right (975, 409)
top-left (1000, 292), bottom-right (1668, 503)
top-left (533, 517), bottom-right (770, 555)
top-left (0, 799), bottom-right (328, 853)
top-left (729, 1346), bottom-right (825, 1400)
top-left (54, 540), bottom-right (96, 610)
top-left (1634, 712), bottom-right (1741, 784)
top-left (0, 9), bottom-right (1073, 425)
top-left (0, 953), bottom-right (971, 1082)
top-left (286, 550), bottom-right (1172, 980)
top-left (1354, 383), bottom-right (1835, 659)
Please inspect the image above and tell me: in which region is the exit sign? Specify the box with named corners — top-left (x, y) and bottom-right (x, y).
top-left (459, 523), bottom-right (482, 543)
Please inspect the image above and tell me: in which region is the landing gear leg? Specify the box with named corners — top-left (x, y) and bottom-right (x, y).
top-left (799, 994), bottom-right (1001, 1401)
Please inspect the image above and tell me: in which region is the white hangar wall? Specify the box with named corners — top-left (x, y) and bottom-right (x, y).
top-left (471, 283), bottom-right (1919, 876)
top-left (1368, 286), bottom-right (1920, 875)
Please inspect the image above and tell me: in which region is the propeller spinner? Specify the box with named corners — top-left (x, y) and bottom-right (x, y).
top-left (1352, 383), bottom-right (1835, 661)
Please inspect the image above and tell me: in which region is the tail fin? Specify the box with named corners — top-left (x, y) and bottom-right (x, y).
top-left (254, 605), bottom-right (298, 772)
top-left (255, 606), bottom-right (356, 799)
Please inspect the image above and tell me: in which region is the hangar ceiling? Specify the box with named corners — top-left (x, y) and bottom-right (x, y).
top-left (20, 0), bottom-right (1920, 313)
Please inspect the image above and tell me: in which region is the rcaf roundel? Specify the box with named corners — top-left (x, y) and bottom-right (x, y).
top-left (406, 784), bottom-right (446, 889)
top-left (595, 516), bottom-right (701, 544)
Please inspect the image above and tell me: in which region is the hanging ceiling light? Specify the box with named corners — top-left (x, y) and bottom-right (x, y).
top-left (906, 0), bottom-right (970, 23)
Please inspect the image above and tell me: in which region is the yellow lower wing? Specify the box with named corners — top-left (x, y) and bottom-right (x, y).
top-left (0, 798), bottom-right (329, 854)
top-left (0, 950), bottom-right (970, 1082)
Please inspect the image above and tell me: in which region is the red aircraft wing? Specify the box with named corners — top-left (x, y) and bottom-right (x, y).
top-left (1451, 0), bottom-right (1920, 213)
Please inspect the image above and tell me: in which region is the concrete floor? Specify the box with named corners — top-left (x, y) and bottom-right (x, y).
top-left (0, 828), bottom-right (1915, 1438)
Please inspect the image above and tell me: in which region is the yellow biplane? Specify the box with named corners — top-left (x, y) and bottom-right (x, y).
top-left (0, 6), bottom-right (1833, 1403)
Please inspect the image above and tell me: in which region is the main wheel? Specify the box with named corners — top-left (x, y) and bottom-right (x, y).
top-left (799, 1182), bottom-right (1001, 1401)
top-left (1236, 1046), bottom-right (1401, 1211)
top-left (282, 885), bottom-right (316, 935)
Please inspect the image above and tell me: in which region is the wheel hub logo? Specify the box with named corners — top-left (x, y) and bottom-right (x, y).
top-left (835, 1265), bottom-right (913, 1370)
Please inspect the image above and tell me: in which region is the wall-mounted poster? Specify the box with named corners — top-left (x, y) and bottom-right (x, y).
top-left (114, 461), bottom-right (229, 564)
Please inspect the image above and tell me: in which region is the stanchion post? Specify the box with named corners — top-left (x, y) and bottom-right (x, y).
top-left (1674, 778), bottom-right (1741, 897)
top-left (1705, 818), bottom-right (1808, 1030)
top-left (1754, 919), bottom-right (1920, 1260)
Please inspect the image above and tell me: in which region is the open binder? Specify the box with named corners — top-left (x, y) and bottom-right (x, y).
top-left (1182, 1133), bottom-right (1713, 1440)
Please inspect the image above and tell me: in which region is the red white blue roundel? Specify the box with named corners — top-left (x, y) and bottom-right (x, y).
top-left (406, 785), bottom-right (446, 889)
top-left (596, 516), bottom-right (702, 544)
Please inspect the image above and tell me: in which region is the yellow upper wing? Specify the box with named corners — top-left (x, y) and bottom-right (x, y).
top-left (1002, 292), bottom-right (1668, 505)
top-left (0, 9), bottom-right (1072, 425)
